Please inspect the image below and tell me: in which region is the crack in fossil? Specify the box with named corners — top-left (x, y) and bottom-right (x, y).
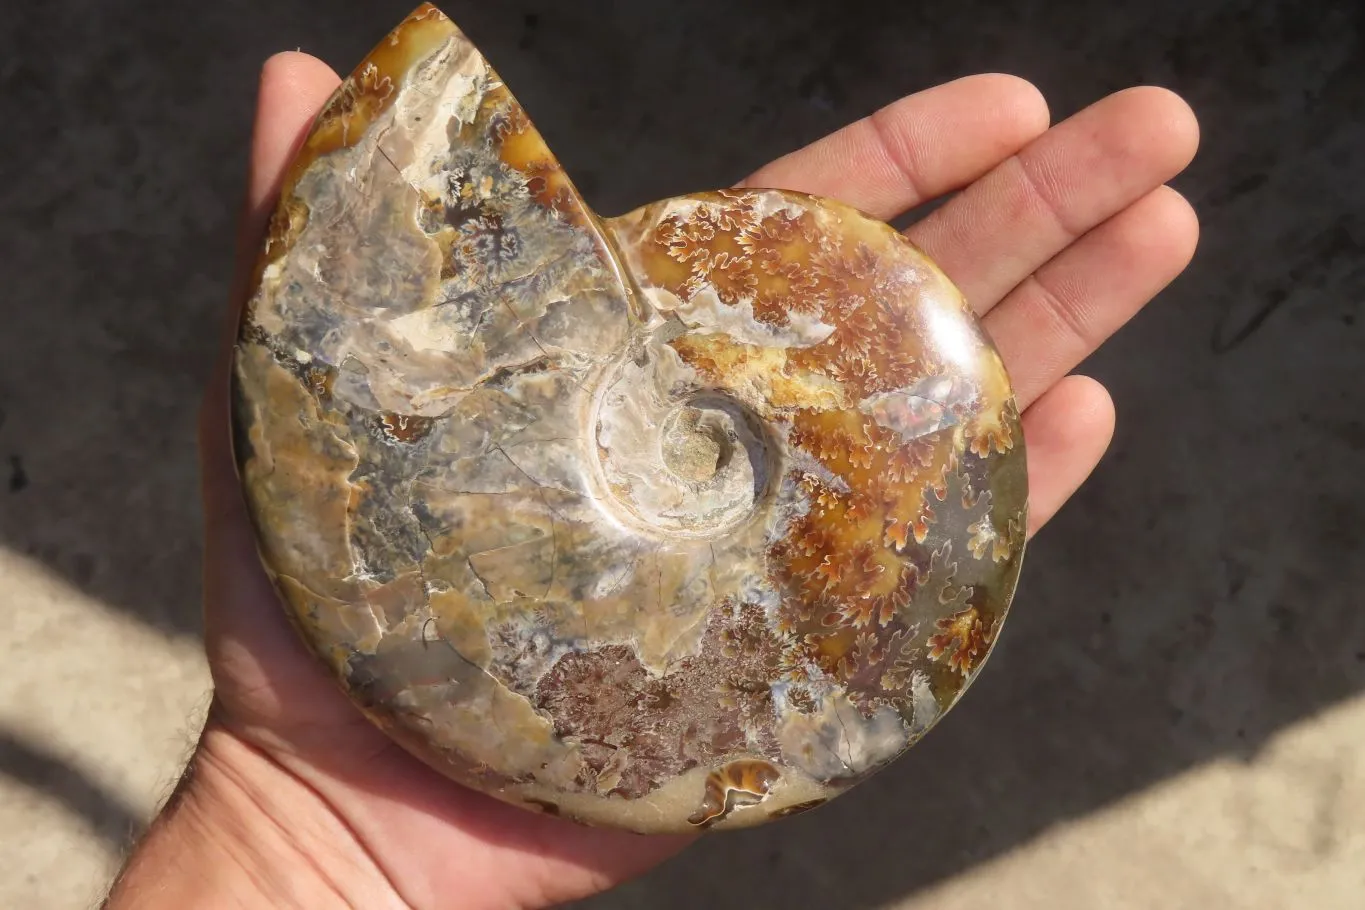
top-left (489, 444), bottom-right (581, 519)
top-left (831, 696), bottom-right (857, 774)
top-left (465, 558), bottom-right (497, 602)
top-left (600, 541), bottom-right (643, 600)
top-left (498, 296), bottom-right (552, 359)
top-left (478, 353), bottom-right (555, 388)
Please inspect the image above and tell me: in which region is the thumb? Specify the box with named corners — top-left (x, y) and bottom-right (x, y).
top-left (196, 52), bottom-right (348, 729)
top-left (199, 51), bottom-right (341, 524)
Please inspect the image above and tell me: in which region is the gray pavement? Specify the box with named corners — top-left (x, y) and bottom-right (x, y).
top-left (2, 1), bottom-right (1362, 907)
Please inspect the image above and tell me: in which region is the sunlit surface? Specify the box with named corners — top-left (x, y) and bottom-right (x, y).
top-left (3, 546), bottom-right (1364, 909)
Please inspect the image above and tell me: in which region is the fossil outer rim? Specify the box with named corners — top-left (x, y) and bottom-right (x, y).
top-left (230, 2), bottom-right (1029, 834)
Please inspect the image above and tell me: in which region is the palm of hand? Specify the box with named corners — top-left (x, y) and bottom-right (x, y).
top-left (196, 52), bottom-right (1198, 910)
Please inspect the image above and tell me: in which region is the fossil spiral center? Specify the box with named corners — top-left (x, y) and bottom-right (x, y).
top-left (660, 405), bottom-right (730, 483)
top-left (594, 348), bottom-right (770, 540)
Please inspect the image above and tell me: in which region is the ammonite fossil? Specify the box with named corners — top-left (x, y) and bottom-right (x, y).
top-left (231, 3), bottom-right (1028, 833)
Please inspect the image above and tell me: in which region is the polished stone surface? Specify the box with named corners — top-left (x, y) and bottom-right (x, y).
top-left (231, 4), bottom-right (1026, 832)
top-left (5, 0), bottom-right (1365, 905)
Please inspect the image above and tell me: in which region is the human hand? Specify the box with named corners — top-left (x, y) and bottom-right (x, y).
top-left (107, 49), bottom-right (1197, 910)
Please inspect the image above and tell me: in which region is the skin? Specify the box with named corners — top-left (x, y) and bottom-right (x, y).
top-left (104, 52), bottom-right (1199, 910)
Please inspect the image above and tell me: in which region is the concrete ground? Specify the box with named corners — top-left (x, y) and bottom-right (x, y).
top-left (2, 0), bottom-right (1362, 907)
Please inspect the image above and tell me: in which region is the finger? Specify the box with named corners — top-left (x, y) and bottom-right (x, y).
top-left (201, 52), bottom-right (341, 517)
top-left (740, 74), bottom-right (1050, 221)
top-left (221, 52), bottom-right (343, 335)
top-left (1020, 375), bottom-right (1116, 537)
top-left (987, 185), bottom-right (1199, 409)
top-left (198, 52), bottom-right (350, 714)
top-left (910, 86), bottom-right (1199, 313)
top-left (242, 52), bottom-right (345, 227)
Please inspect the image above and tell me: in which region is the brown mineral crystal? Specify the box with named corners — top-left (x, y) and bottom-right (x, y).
top-left (231, 3), bottom-right (1029, 833)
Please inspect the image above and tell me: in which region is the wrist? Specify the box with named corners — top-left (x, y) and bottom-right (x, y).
top-left (105, 715), bottom-right (409, 909)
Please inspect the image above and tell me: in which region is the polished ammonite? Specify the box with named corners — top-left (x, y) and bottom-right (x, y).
top-left (231, 3), bottom-right (1028, 833)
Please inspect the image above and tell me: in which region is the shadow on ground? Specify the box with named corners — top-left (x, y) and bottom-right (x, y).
top-left (0, 727), bottom-right (142, 853)
top-left (1, 0), bottom-right (1361, 906)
